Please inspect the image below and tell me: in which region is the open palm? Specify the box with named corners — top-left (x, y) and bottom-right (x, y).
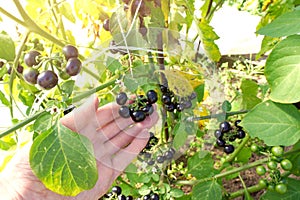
top-left (0, 96), bottom-right (158, 200)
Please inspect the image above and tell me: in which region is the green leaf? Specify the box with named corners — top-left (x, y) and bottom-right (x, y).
top-left (235, 147), bottom-right (252, 163)
top-left (106, 56), bottom-right (122, 72)
top-left (60, 2), bottom-right (76, 23)
top-left (0, 90), bottom-right (11, 107)
top-left (257, 10), bottom-right (300, 37)
top-left (261, 178), bottom-right (300, 200)
top-left (241, 79), bottom-right (261, 109)
top-left (29, 123), bottom-right (98, 196)
top-left (256, 36), bottom-right (280, 60)
top-left (240, 100), bottom-right (300, 146)
top-left (187, 152), bottom-right (216, 179)
top-left (265, 35), bottom-right (300, 103)
top-left (33, 112), bottom-right (53, 135)
top-left (173, 123), bottom-right (188, 150)
top-left (198, 20), bottom-right (221, 62)
top-left (0, 31), bottom-right (15, 61)
top-left (61, 80), bottom-right (75, 96)
top-left (192, 180), bottom-right (222, 200)
top-left (170, 188), bottom-right (184, 198)
top-left (18, 90), bottom-right (35, 107)
top-left (287, 141), bottom-right (300, 176)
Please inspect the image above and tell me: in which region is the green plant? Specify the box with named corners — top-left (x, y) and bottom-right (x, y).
top-left (0, 0), bottom-right (300, 199)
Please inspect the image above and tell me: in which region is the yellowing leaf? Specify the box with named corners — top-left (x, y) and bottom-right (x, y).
top-left (157, 69), bottom-right (201, 97)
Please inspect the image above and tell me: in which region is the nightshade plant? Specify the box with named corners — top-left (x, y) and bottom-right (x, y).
top-left (0, 0), bottom-right (300, 199)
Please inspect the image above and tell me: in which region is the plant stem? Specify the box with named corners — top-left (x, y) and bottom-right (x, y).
top-left (224, 134), bottom-right (250, 164)
top-left (176, 148), bottom-right (300, 186)
top-left (12, 0), bottom-right (65, 47)
top-left (0, 110), bottom-right (47, 138)
top-left (228, 182), bottom-right (266, 199)
top-left (9, 30), bottom-right (31, 118)
top-left (67, 76), bottom-right (117, 104)
top-left (176, 157), bottom-right (269, 186)
top-left (186, 110), bottom-right (249, 122)
top-left (0, 7), bottom-right (26, 26)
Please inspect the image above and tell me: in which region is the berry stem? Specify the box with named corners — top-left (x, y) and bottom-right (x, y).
top-left (9, 30), bottom-right (31, 118)
top-left (228, 182), bottom-right (266, 199)
top-left (186, 110), bottom-right (249, 122)
top-left (223, 134), bottom-right (250, 164)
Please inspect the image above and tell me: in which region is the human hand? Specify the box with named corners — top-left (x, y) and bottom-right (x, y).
top-left (0, 95), bottom-right (158, 200)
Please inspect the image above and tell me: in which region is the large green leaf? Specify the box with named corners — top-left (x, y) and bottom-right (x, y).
top-left (265, 35), bottom-right (300, 103)
top-left (241, 79), bottom-right (261, 109)
top-left (240, 100), bottom-right (300, 146)
top-left (192, 180), bottom-right (222, 200)
top-left (30, 123), bottom-right (98, 196)
top-left (187, 152), bottom-right (217, 179)
top-left (0, 31), bottom-right (15, 61)
top-left (257, 10), bottom-right (300, 37)
top-left (261, 178), bottom-right (300, 200)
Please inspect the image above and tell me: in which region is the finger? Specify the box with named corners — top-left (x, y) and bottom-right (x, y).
top-left (60, 95), bottom-right (99, 132)
top-left (111, 129), bottom-right (150, 172)
top-left (97, 117), bottom-right (134, 142)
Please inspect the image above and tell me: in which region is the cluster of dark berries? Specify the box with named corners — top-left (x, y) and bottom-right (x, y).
top-left (116, 90), bottom-right (158, 122)
top-left (102, 186), bottom-right (133, 200)
top-left (138, 132), bottom-right (175, 166)
top-left (22, 45), bottom-right (81, 90)
top-left (214, 120), bottom-right (246, 154)
top-left (102, 186), bottom-right (160, 200)
top-left (159, 84), bottom-right (195, 112)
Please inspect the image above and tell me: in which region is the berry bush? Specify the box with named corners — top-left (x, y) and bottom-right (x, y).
top-left (1, 0), bottom-right (300, 199)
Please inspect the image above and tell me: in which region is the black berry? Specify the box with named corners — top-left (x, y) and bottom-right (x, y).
top-left (143, 194), bottom-right (151, 200)
top-left (23, 68), bottom-right (39, 84)
top-left (126, 196), bottom-right (133, 200)
top-left (103, 18), bottom-right (110, 31)
top-left (159, 84), bottom-right (168, 93)
top-left (165, 103), bottom-right (176, 112)
top-left (219, 121), bottom-right (231, 133)
top-left (164, 150), bottom-right (174, 160)
top-left (63, 44), bottom-right (79, 60)
top-left (236, 129), bottom-right (246, 139)
top-left (234, 120), bottom-right (242, 129)
top-left (37, 70), bottom-right (58, 90)
top-left (147, 159), bottom-right (155, 165)
top-left (66, 57), bottom-right (82, 76)
top-left (119, 106), bottom-right (130, 118)
top-left (214, 130), bottom-right (222, 139)
top-left (162, 94), bottom-right (172, 105)
top-left (142, 104), bottom-right (154, 116)
top-left (116, 92), bottom-right (128, 105)
top-left (146, 90), bottom-right (158, 104)
top-left (216, 138), bottom-right (226, 147)
top-left (224, 145), bottom-right (235, 154)
top-left (156, 155), bottom-right (165, 163)
top-left (118, 195), bottom-right (126, 200)
top-left (131, 110), bottom-right (146, 122)
top-left (24, 50), bottom-right (41, 67)
top-left (111, 186), bottom-right (122, 195)
top-left (150, 193), bottom-right (160, 200)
